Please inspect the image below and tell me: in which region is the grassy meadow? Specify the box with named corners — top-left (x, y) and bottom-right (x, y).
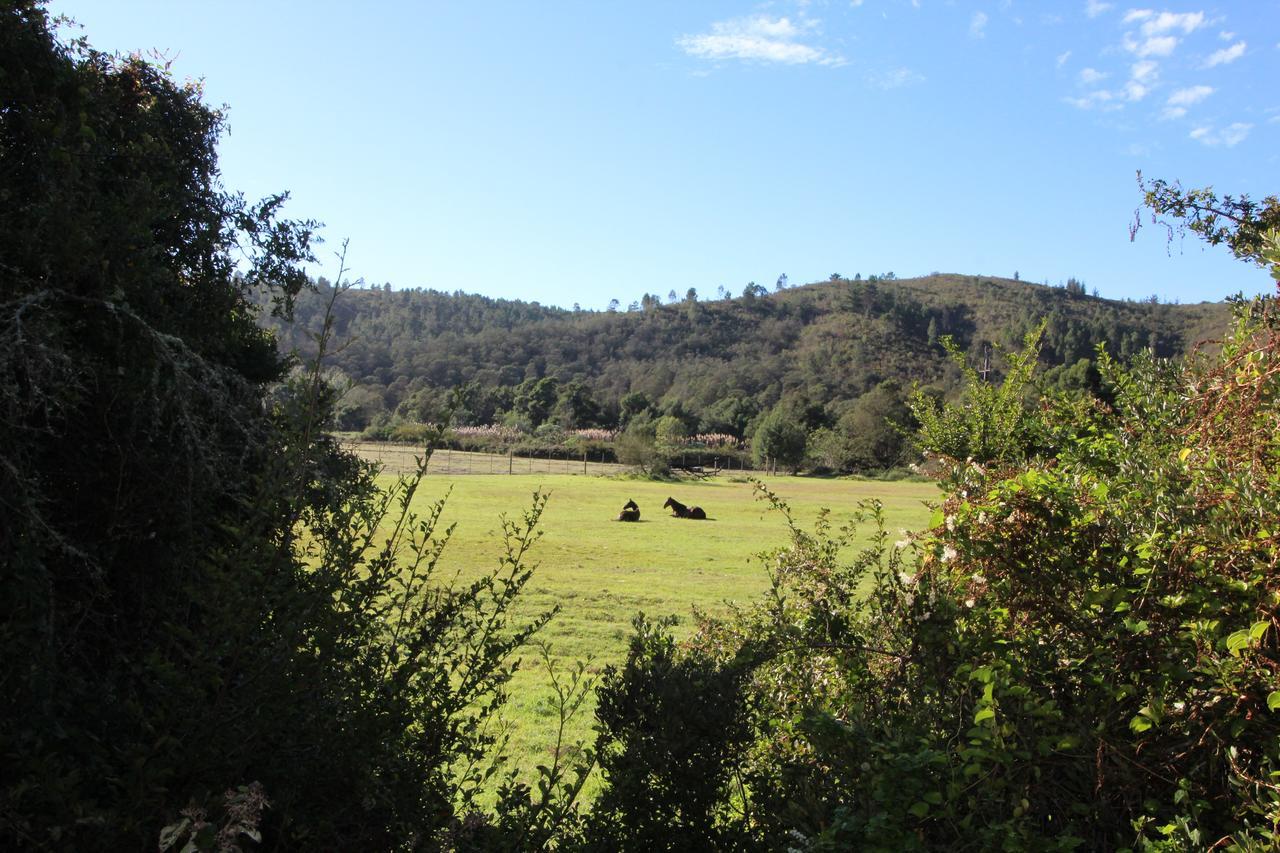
top-left (378, 464), bottom-right (938, 788)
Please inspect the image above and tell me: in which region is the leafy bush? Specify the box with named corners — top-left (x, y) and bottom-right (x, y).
top-left (0, 9), bottom-right (552, 848)
top-left (584, 180), bottom-right (1280, 848)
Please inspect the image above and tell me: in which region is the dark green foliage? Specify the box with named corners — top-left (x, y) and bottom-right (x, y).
top-left (582, 182), bottom-right (1280, 848)
top-left (751, 406), bottom-right (808, 472)
top-left (259, 270), bottom-right (1226, 437)
top-left (590, 293), bottom-right (1280, 849)
top-left (1, 8), bottom-right (548, 848)
top-left (586, 616), bottom-right (754, 852)
top-left (810, 380), bottom-right (915, 472)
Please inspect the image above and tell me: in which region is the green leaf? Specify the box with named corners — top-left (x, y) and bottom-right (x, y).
top-left (1268, 691), bottom-right (1280, 712)
top-left (1178, 447), bottom-right (1192, 462)
top-left (1226, 628), bottom-right (1252, 656)
top-left (909, 801), bottom-right (931, 818)
top-left (974, 707), bottom-right (996, 724)
top-left (924, 791), bottom-right (944, 804)
top-left (158, 819), bottom-right (190, 853)
top-left (1130, 714), bottom-right (1153, 733)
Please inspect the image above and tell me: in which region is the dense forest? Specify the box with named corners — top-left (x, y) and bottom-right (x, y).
top-left (7, 2), bottom-right (1280, 849)
top-left (265, 273), bottom-right (1227, 431)
top-left (260, 271), bottom-right (1227, 471)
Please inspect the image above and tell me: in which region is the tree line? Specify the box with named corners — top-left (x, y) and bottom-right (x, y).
top-left (258, 268), bottom-right (1226, 474)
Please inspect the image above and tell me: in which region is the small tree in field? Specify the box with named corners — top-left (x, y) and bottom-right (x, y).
top-left (751, 406), bottom-right (807, 473)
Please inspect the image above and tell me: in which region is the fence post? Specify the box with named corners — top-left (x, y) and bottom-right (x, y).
top-left (509, 451), bottom-right (513, 475)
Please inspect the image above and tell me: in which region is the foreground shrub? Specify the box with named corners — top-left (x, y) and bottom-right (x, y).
top-left (591, 260), bottom-right (1280, 848)
top-left (0, 7), bottom-right (550, 847)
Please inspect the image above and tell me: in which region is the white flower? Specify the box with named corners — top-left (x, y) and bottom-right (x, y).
top-left (898, 570), bottom-right (917, 586)
top-left (942, 545), bottom-right (958, 562)
top-left (945, 514), bottom-right (956, 532)
top-left (965, 598), bottom-right (976, 608)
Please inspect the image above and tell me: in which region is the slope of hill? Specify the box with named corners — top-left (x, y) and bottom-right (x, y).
top-left (259, 273), bottom-right (1229, 439)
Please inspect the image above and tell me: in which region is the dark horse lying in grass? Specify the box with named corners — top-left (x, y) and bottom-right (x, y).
top-left (616, 499), bottom-right (640, 522)
top-left (663, 497), bottom-right (706, 520)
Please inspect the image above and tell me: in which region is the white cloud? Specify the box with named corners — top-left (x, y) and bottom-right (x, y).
top-left (1124, 32), bottom-right (1178, 57)
top-left (1126, 10), bottom-right (1205, 36)
top-left (1166, 84), bottom-right (1213, 106)
top-left (677, 16), bottom-right (844, 66)
top-left (1204, 41), bottom-right (1246, 67)
top-left (1190, 122), bottom-right (1252, 146)
top-left (1121, 9), bottom-right (1204, 58)
top-left (1086, 0), bottom-right (1113, 17)
top-left (1123, 79), bottom-right (1149, 101)
top-left (1065, 89), bottom-right (1121, 110)
top-left (1057, 50), bottom-right (1072, 67)
top-left (1119, 59), bottom-right (1157, 101)
top-left (1219, 30), bottom-right (1236, 41)
top-left (970, 11), bottom-right (988, 38)
top-left (1130, 59), bottom-right (1158, 81)
top-left (1160, 85), bottom-right (1211, 120)
top-left (1069, 58), bottom-right (1159, 110)
top-left (867, 67), bottom-right (926, 89)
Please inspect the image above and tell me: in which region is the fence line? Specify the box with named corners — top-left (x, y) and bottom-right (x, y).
top-left (343, 441), bottom-right (632, 477)
top-left (341, 441), bottom-right (756, 478)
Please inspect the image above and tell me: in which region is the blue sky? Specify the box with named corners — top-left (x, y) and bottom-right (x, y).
top-left (51, 1), bottom-right (1280, 307)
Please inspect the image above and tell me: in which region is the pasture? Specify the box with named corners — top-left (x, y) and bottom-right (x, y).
top-left (374, 461), bottom-right (938, 789)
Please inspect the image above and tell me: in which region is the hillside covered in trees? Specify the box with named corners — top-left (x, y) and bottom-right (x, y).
top-left (261, 272), bottom-right (1228, 469)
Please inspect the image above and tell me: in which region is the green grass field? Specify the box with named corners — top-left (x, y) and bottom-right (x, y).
top-left (385, 469), bottom-right (938, 789)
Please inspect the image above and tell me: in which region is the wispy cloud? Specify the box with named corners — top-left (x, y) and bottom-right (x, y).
top-left (1189, 122), bottom-right (1251, 147)
top-left (1057, 50), bottom-right (1073, 67)
top-left (1085, 0), bottom-right (1113, 18)
top-left (970, 11), bottom-right (988, 38)
top-left (1124, 10), bottom-right (1206, 35)
top-left (1122, 9), bottom-right (1205, 58)
top-left (1120, 59), bottom-right (1158, 101)
top-left (677, 16), bottom-right (845, 66)
top-left (1065, 89), bottom-right (1121, 110)
top-left (1204, 40), bottom-right (1246, 67)
top-left (867, 67), bottom-right (926, 89)
top-left (1160, 84), bottom-right (1212, 119)
top-left (1068, 59), bottom-right (1156, 110)
top-left (1167, 84), bottom-right (1213, 106)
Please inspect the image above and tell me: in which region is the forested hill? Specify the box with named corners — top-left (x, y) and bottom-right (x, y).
top-left (259, 273), bottom-right (1229, 435)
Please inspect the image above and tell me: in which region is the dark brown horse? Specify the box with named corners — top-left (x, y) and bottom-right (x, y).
top-left (663, 496), bottom-right (706, 520)
top-left (616, 499), bottom-right (640, 522)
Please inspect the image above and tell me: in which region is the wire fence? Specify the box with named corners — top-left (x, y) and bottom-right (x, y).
top-left (341, 441), bottom-right (756, 478)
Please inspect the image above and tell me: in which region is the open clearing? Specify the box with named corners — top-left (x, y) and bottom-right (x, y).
top-left (378, 464), bottom-right (938, 786)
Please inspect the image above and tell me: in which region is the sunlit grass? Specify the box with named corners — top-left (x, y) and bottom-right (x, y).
top-left (385, 469), bottom-right (937, 791)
